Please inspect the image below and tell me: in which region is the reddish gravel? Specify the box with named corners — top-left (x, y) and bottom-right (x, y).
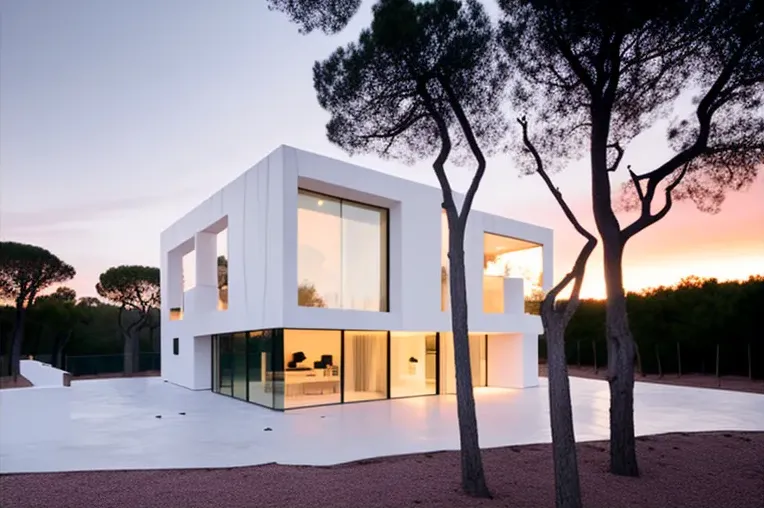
top-left (540, 364), bottom-right (764, 394)
top-left (0, 376), bottom-right (33, 389)
top-left (1, 432), bottom-right (762, 508)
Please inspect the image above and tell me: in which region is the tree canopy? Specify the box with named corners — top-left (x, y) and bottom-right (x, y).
top-left (96, 265), bottom-right (160, 316)
top-left (314, 0), bottom-right (508, 167)
top-left (0, 241), bottom-right (76, 308)
top-left (267, 0), bottom-right (362, 34)
top-left (499, 0), bottom-right (763, 218)
top-left (38, 286), bottom-right (77, 304)
top-left (498, 0), bottom-right (763, 480)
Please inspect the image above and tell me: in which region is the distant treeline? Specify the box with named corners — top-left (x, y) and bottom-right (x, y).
top-left (0, 297), bottom-right (158, 374)
top-left (539, 276), bottom-right (764, 379)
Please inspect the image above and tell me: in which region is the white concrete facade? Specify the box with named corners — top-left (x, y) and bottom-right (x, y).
top-left (160, 146), bottom-right (553, 400)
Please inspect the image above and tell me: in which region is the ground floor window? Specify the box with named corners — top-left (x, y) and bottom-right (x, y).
top-left (211, 329), bottom-right (490, 409)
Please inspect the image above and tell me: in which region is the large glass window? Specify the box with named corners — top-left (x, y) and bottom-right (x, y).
top-left (297, 189), bottom-right (388, 311)
top-left (483, 232), bottom-right (544, 314)
top-left (231, 332), bottom-right (248, 400)
top-left (390, 332), bottom-right (438, 398)
top-left (283, 329), bottom-right (342, 408)
top-left (247, 331), bottom-right (275, 407)
top-left (344, 331), bottom-right (387, 402)
top-left (469, 333), bottom-right (487, 387)
top-left (216, 334), bottom-right (234, 396)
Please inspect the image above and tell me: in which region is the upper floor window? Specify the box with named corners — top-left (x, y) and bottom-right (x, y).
top-left (297, 189), bottom-right (388, 311)
top-left (483, 232), bottom-right (544, 313)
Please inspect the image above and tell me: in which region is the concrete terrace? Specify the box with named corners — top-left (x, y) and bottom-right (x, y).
top-left (1, 376), bottom-right (763, 474)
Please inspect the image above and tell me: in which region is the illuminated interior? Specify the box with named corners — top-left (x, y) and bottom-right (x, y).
top-left (483, 232), bottom-right (544, 313)
top-left (212, 329), bottom-right (453, 409)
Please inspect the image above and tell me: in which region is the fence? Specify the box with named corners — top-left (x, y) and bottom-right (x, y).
top-left (63, 353), bottom-right (160, 377)
top-left (538, 337), bottom-right (763, 380)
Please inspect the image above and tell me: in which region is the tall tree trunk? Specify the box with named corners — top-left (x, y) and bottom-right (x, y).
top-left (448, 235), bottom-right (490, 498)
top-left (9, 307), bottom-right (26, 378)
top-left (123, 331), bottom-right (135, 375)
top-left (51, 330), bottom-right (72, 369)
top-left (133, 330), bottom-right (141, 373)
top-left (543, 317), bottom-right (582, 508)
top-left (603, 242), bottom-right (639, 477)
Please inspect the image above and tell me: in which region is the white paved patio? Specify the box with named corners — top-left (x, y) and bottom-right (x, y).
top-left (1, 376), bottom-right (762, 474)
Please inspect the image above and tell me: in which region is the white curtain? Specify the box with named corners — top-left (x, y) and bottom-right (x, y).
top-left (351, 334), bottom-right (385, 393)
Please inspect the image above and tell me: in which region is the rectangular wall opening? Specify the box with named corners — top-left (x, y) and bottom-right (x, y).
top-left (483, 232), bottom-right (544, 314)
top-left (167, 240), bottom-right (194, 321)
top-left (216, 225), bottom-right (229, 311)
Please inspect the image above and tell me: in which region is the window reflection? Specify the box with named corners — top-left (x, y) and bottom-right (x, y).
top-left (247, 331), bottom-right (274, 407)
top-left (283, 329), bottom-right (341, 408)
top-left (297, 189), bottom-right (388, 311)
top-left (483, 232), bottom-right (544, 314)
top-left (344, 331), bottom-right (387, 402)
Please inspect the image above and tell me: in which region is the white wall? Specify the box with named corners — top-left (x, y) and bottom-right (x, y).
top-left (19, 360), bottom-right (69, 387)
top-left (160, 145), bottom-right (552, 390)
top-left (487, 333), bottom-right (539, 388)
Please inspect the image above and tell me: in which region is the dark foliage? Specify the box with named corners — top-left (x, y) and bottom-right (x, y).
top-left (499, 0), bottom-right (763, 477)
top-left (267, 0), bottom-right (362, 34)
top-left (0, 241), bottom-right (76, 375)
top-left (0, 242), bottom-right (76, 307)
top-left (314, 0), bottom-right (508, 165)
top-left (96, 265), bottom-right (160, 374)
top-left (539, 276), bottom-right (764, 379)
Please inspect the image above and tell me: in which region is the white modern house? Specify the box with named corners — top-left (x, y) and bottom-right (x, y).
top-left (160, 145), bottom-right (553, 410)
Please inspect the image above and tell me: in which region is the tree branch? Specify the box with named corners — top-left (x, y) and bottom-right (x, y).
top-left (517, 117), bottom-right (596, 243)
top-left (628, 166), bottom-right (645, 202)
top-left (607, 142), bottom-right (625, 172)
top-left (634, 45), bottom-right (747, 204)
top-left (417, 80), bottom-right (456, 213)
top-left (438, 75), bottom-right (486, 230)
top-left (517, 117), bottom-right (598, 323)
top-left (622, 162), bottom-right (690, 243)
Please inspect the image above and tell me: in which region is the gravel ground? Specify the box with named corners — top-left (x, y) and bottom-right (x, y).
top-left (539, 365), bottom-right (764, 394)
top-left (0, 376), bottom-right (32, 389)
top-left (1, 431), bottom-right (762, 508)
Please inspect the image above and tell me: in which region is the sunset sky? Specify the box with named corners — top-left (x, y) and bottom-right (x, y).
top-left (2, 0), bottom-right (762, 300)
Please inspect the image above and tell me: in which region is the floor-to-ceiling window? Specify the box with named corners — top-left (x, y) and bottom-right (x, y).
top-left (469, 334), bottom-right (487, 387)
top-left (390, 332), bottom-right (438, 398)
top-left (213, 330), bottom-right (282, 409)
top-left (217, 334), bottom-right (234, 396)
top-left (247, 330), bottom-right (274, 407)
top-left (283, 329), bottom-right (342, 408)
top-left (212, 328), bottom-right (490, 409)
top-left (344, 330), bottom-right (388, 402)
top-left (297, 189), bottom-right (388, 311)
top-left (439, 332), bottom-right (487, 392)
top-left (232, 332), bottom-right (248, 400)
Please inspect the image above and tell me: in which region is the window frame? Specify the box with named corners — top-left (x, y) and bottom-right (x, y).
top-left (296, 188), bottom-right (390, 312)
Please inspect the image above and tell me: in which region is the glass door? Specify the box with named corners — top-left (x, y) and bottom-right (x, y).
top-left (218, 334), bottom-right (234, 396)
top-left (232, 332), bottom-right (248, 400)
